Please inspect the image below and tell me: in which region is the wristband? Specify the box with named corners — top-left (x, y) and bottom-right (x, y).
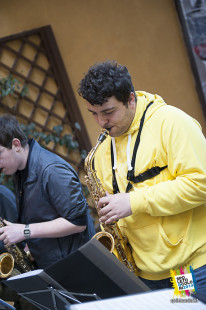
top-left (24, 224), bottom-right (31, 239)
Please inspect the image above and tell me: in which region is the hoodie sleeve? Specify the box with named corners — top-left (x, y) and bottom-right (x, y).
top-left (130, 106), bottom-right (206, 216)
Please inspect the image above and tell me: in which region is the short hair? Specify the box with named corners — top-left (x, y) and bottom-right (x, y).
top-left (0, 115), bottom-right (28, 149)
top-left (78, 60), bottom-right (136, 106)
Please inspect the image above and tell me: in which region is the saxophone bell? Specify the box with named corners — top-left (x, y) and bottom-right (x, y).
top-left (92, 231), bottom-right (115, 252)
top-left (0, 252), bottom-right (14, 278)
top-left (0, 218), bottom-right (36, 276)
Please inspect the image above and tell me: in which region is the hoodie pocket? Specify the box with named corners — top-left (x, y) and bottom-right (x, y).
top-left (159, 223), bottom-right (183, 247)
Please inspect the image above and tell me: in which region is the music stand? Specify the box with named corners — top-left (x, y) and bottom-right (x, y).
top-left (45, 238), bottom-right (149, 300)
top-left (3, 239), bottom-right (149, 309)
top-left (3, 270), bottom-right (98, 310)
top-left (0, 299), bottom-right (15, 310)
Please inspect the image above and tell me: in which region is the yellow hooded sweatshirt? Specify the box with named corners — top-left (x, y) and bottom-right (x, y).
top-left (94, 91), bottom-right (206, 280)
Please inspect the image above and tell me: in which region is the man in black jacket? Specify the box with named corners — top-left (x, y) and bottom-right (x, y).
top-left (0, 114), bottom-right (95, 269)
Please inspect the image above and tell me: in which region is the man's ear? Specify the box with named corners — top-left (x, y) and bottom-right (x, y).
top-left (129, 92), bottom-right (136, 106)
top-left (12, 138), bottom-right (21, 151)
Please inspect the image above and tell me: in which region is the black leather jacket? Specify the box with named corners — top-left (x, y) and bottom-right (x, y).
top-left (14, 140), bottom-right (95, 269)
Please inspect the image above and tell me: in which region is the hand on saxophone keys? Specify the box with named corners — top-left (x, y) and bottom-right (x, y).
top-left (0, 220), bottom-right (25, 245)
top-left (98, 192), bottom-right (132, 224)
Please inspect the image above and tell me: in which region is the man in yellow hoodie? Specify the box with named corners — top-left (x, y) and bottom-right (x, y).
top-left (78, 60), bottom-right (206, 295)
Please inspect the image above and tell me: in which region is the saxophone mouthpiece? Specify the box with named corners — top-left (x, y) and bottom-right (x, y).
top-left (98, 130), bottom-right (109, 143)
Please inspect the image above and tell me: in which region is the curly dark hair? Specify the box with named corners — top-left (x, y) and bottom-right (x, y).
top-left (0, 114), bottom-right (28, 149)
top-left (78, 60), bottom-right (136, 106)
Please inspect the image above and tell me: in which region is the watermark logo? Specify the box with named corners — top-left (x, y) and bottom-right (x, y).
top-left (170, 265), bottom-right (198, 303)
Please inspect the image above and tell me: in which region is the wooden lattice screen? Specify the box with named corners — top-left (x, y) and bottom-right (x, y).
top-left (0, 25), bottom-right (91, 174)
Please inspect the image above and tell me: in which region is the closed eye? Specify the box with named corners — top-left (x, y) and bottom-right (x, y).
top-left (103, 110), bottom-right (115, 115)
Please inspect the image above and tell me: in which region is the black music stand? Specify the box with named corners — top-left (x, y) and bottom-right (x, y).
top-left (3, 239), bottom-right (149, 309)
top-left (3, 270), bottom-right (98, 310)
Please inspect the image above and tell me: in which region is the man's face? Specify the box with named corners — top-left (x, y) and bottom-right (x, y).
top-left (86, 94), bottom-right (136, 137)
top-left (0, 144), bottom-right (20, 175)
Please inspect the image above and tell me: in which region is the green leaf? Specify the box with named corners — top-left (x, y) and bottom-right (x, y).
top-left (53, 125), bottom-right (63, 135)
top-left (53, 136), bottom-right (60, 144)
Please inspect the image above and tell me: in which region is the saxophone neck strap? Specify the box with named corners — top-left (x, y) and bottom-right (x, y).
top-left (125, 165), bottom-right (167, 193)
top-left (111, 101), bottom-right (167, 193)
top-left (130, 101), bottom-right (154, 171)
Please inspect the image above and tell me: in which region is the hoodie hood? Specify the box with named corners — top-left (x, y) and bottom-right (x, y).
top-left (125, 91), bottom-right (167, 136)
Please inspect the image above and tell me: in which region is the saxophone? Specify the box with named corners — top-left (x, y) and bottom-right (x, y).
top-left (0, 217), bottom-right (35, 278)
top-left (85, 130), bottom-right (138, 276)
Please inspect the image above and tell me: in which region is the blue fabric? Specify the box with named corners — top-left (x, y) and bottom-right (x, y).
top-left (193, 264), bottom-right (206, 304)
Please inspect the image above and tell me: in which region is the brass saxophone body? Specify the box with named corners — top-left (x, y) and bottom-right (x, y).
top-left (85, 130), bottom-right (138, 276)
top-left (0, 218), bottom-right (35, 278)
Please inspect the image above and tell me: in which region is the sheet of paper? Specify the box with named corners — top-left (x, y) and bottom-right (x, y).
top-left (69, 289), bottom-right (205, 310)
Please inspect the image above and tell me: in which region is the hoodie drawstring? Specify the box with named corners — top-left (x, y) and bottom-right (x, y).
top-left (112, 135), bottom-right (133, 172)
